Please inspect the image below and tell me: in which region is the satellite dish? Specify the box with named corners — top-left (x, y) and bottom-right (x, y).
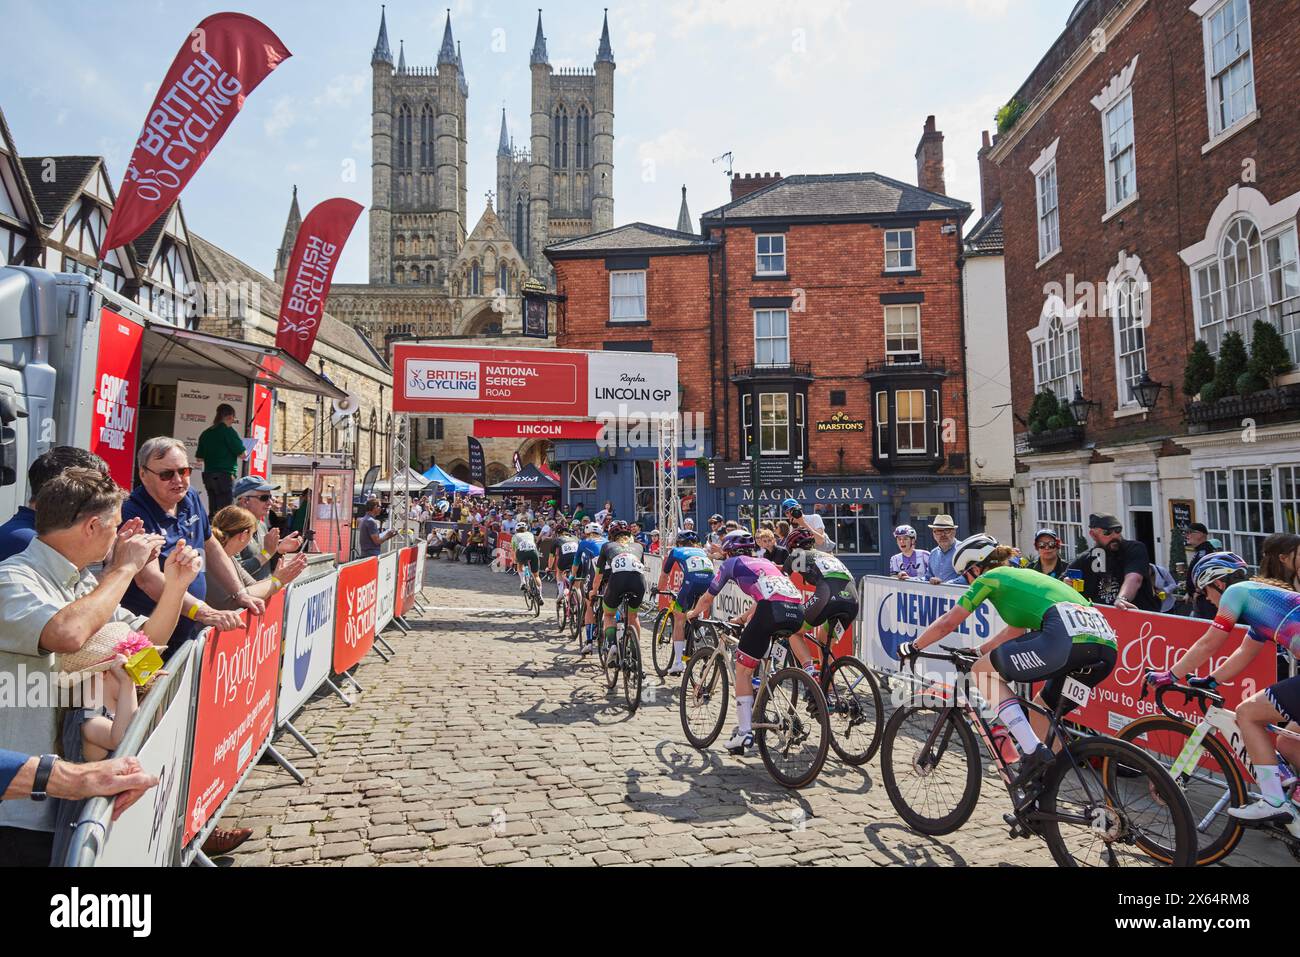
top-left (330, 392), bottom-right (362, 428)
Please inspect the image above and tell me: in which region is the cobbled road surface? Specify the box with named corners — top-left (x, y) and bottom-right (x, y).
top-left (223, 557), bottom-right (1292, 867)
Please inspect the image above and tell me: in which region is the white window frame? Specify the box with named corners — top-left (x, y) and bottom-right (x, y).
top-left (1194, 0), bottom-right (1257, 144)
top-left (1027, 295), bottom-right (1082, 402)
top-left (1203, 466), bottom-right (1276, 568)
top-left (1034, 476), bottom-right (1085, 560)
top-left (609, 269), bottom-right (647, 323)
top-left (1180, 186), bottom-right (1300, 364)
top-left (568, 462), bottom-right (597, 492)
top-left (895, 389), bottom-right (927, 455)
top-left (1091, 56), bottom-right (1140, 217)
top-left (753, 308), bottom-right (789, 367)
top-left (884, 304), bottom-right (922, 365)
top-left (875, 391), bottom-right (889, 460)
top-left (1030, 138), bottom-right (1061, 265)
top-left (1107, 251), bottom-right (1149, 410)
top-left (884, 228), bottom-right (915, 272)
top-left (758, 392), bottom-right (790, 456)
top-left (755, 233), bottom-right (786, 276)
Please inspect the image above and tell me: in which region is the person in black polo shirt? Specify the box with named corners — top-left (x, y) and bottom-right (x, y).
top-left (1068, 513), bottom-right (1160, 612)
top-left (1184, 522), bottom-right (1216, 619)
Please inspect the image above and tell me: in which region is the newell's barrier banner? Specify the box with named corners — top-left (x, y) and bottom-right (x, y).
top-left (277, 570), bottom-right (338, 726)
top-left (393, 343), bottom-right (678, 420)
top-left (376, 550), bottom-right (399, 633)
top-left (183, 590), bottom-right (286, 845)
top-left (396, 546), bottom-right (418, 617)
top-left (333, 557), bottom-right (378, 673)
top-left (859, 577), bottom-right (1003, 685)
top-left (97, 648), bottom-right (197, 867)
top-left (91, 309), bottom-right (145, 489)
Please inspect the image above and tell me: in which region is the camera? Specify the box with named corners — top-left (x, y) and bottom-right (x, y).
top-left (789, 506), bottom-right (803, 519)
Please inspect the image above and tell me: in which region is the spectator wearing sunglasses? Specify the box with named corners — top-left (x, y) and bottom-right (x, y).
top-left (232, 477), bottom-right (301, 582)
top-left (0, 448), bottom-right (111, 563)
top-left (1028, 528), bottom-right (1068, 580)
top-left (119, 438), bottom-right (256, 654)
top-left (195, 404), bottom-right (247, 514)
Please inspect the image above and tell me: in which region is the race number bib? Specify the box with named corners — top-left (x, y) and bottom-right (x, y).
top-left (561, 541), bottom-right (578, 555)
top-left (768, 641), bottom-right (788, 669)
top-left (756, 576), bottom-right (802, 601)
top-left (1061, 676), bottom-right (1092, 708)
top-left (813, 553), bottom-right (849, 577)
top-left (611, 553), bottom-right (644, 574)
top-left (685, 555), bottom-right (714, 574)
top-left (1057, 605), bottom-right (1114, 641)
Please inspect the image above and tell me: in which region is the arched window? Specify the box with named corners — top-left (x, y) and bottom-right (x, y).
top-left (396, 105), bottom-right (413, 169)
top-left (553, 106), bottom-right (568, 167)
top-left (470, 262), bottom-right (481, 296)
top-left (420, 105), bottom-right (435, 169)
top-left (577, 107), bottom-right (590, 169)
top-left (1221, 218), bottom-right (1267, 333)
top-left (569, 463), bottom-right (597, 492)
top-left (499, 264), bottom-right (509, 294)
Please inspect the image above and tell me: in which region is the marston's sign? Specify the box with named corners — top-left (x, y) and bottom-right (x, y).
top-left (393, 344), bottom-right (678, 420)
top-left (815, 412), bottom-right (866, 433)
top-left (472, 419), bottom-right (605, 440)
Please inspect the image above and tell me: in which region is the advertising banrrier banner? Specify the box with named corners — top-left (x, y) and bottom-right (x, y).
top-left (376, 550), bottom-right (398, 633)
top-left (333, 557), bottom-right (378, 674)
top-left (277, 570), bottom-right (337, 725)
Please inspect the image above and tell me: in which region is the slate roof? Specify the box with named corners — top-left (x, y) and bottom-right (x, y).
top-left (19, 156), bottom-right (100, 225)
top-left (546, 222), bottom-right (716, 258)
top-left (700, 172), bottom-right (971, 224)
top-left (189, 232), bottom-right (390, 371)
top-left (963, 203), bottom-right (1004, 257)
top-left (130, 205), bottom-right (175, 267)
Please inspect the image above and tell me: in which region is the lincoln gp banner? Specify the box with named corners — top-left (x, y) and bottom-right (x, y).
top-left (101, 14), bottom-right (291, 255)
top-left (393, 344), bottom-right (678, 420)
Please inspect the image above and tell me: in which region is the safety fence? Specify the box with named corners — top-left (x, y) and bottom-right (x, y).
top-left (64, 541), bottom-right (432, 867)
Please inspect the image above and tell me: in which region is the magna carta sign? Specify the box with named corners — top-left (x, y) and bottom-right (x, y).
top-left (815, 412), bottom-right (866, 433)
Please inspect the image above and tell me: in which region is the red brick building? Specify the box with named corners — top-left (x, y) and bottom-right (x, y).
top-left (548, 120), bottom-right (975, 575)
top-left (990, 0), bottom-right (1300, 567)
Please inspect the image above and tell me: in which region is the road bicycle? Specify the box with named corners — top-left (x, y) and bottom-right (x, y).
top-left (879, 646), bottom-right (1196, 867)
top-left (679, 618), bottom-right (830, 789)
top-left (801, 619), bottom-right (885, 766)
top-left (555, 575), bottom-right (573, 632)
top-left (648, 588), bottom-right (719, 679)
top-left (519, 565), bottom-right (542, 617)
top-left (568, 580), bottom-right (588, 645)
top-left (601, 593), bottom-right (643, 714)
top-left (1117, 680), bottom-right (1300, 865)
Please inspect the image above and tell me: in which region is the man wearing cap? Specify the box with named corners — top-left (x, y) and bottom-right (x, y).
top-left (926, 514), bottom-right (962, 584)
top-left (233, 476), bottom-right (302, 581)
top-left (781, 499), bottom-right (831, 552)
top-left (1068, 514), bottom-right (1160, 612)
top-left (196, 403), bottom-right (247, 515)
top-left (1184, 522), bottom-right (1216, 619)
top-left (1029, 528), bottom-right (1068, 580)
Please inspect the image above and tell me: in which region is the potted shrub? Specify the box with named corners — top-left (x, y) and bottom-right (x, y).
top-left (1211, 332), bottom-right (1249, 400)
top-left (1248, 320), bottom-right (1293, 387)
top-left (1183, 339), bottom-right (1216, 399)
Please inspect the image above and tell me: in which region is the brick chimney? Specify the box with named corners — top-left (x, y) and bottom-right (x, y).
top-left (730, 171), bottom-right (783, 202)
top-left (978, 130), bottom-right (1002, 216)
top-left (914, 115), bottom-right (946, 196)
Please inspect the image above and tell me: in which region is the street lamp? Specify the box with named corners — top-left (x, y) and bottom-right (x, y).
top-left (1068, 388), bottom-right (1099, 427)
top-left (1133, 372), bottom-right (1164, 411)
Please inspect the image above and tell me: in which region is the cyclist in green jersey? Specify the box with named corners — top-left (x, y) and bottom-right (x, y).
top-left (897, 534), bottom-right (1119, 783)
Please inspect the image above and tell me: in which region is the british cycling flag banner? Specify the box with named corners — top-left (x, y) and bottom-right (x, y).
top-left (393, 344), bottom-right (678, 420)
top-left (100, 14), bottom-right (291, 256)
top-left (275, 198), bottom-right (364, 364)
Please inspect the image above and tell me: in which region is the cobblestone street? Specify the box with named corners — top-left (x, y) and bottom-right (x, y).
top-left (221, 559), bottom-right (1290, 867)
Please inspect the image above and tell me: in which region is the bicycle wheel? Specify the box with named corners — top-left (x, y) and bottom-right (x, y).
top-left (755, 667), bottom-right (830, 789)
top-left (880, 705), bottom-right (982, 835)
top-left (604, 609), bottom-right (625, 690)
top-left (570, 590), bottom-right (585, 644)
top-left (1038, 736), bottom-right (1197, 867)
top-left (1116, 715), bottom-right (1247, 866)
top-left (623, 630), bottom-right (643, 714)
top-left (532, 582), bottom-right (542, 617)
top-left (680, 648), bottom-right (728, 749)
top-left (650, 609), bottom-right (675, 678)
top-left (823, 655), bottom-right (885, 766)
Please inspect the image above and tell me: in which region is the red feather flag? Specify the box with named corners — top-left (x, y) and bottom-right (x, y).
top-left (275, 198), bottom-right (364, 364)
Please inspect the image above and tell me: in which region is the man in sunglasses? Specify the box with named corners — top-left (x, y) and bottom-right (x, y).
top-left (233, 476), bottom-right (301, 582)
top-left (1066, 513), bottom-right (1160, 612)
top-left (119, 437), bottom-right (257, 653)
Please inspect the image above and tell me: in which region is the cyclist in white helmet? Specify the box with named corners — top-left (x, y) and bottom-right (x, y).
top-left (889, 525), bottom-right (930, 581)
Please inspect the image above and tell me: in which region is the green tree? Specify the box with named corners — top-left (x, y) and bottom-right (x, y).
top-left (1028, 389), bottom-right (1060, 433)
top-left (1212, 331), bottom-right (1249, 398)
top-left (1248, 320), bottom-right (1293, 386)
top-left (1183, 339), bottom-right (1216, 398)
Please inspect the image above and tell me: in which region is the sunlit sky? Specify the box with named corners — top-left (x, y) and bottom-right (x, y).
top-left (3, 0), bottom-right (1072, 282)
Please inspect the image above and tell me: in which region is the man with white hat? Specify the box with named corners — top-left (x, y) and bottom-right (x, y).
top-left (926, 514), bottom-right (962, 584)
top-left (232, 476), bottom-right (301, 581)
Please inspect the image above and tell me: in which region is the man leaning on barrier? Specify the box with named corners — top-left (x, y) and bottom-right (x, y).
top-left (0, 467), bottom-right (201, 866)
top-left (1, 749), bottom-right (158, 822)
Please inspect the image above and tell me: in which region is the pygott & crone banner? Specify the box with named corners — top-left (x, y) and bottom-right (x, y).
top-left (392, 344), bottom-right (678, 420)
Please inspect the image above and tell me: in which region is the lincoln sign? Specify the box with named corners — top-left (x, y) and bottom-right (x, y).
top-left (393, 344), bottom-right (678, 420)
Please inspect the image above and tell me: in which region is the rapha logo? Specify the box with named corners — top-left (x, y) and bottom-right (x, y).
top-left (50, 887), bottom-right (152, 937)
top-left (619, 373), bottom-right (646, 384)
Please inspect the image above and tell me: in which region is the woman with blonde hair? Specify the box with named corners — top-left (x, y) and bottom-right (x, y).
top-left (207, 506), bottom-right (309, 610)
top-left (1258, 533), bottom-right (1300, 592)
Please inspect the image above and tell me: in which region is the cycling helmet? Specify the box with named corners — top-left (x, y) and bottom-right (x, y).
top-left (781, 498), bottom-right (800, 512)
top-left (784, 527), bottom-right (816, 552)
top-left (585, 522), bottom-right (603, 536)
top-left (676, 529), bottom-right (699, 545)
top-left (952, 533), bottom-right (1000, 575)
top-left (1192, 551), bottom-right (1249, 592)
top-left (709, 513), bottom-right (724, 524)
top-left (893, 524), bottom-right (917, 539)
top-left (721, 531), bottom-right (758, 556)
top-left (607, 519), bottom-right (632, 537)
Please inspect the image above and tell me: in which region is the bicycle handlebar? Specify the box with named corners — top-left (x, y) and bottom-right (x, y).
top-left (1139, 679), bottom-right (1223, 719)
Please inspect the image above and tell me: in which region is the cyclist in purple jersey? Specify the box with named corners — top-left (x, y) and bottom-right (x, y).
top-left (688, 532), bottom-right (805, 754)
top-left (1149, 553), bottom-right (1300, 825)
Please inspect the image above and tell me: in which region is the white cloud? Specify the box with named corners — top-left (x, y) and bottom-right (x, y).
top-left (313, 73), bottom-right (367, 111)
top-left (264, 97), bottom-right (297, 138)
top-left (636, 128), bottom-right (710, 170)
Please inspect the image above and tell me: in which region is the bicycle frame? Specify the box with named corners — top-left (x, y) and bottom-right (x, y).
top-left (691, 621), bottom-right (796, 736)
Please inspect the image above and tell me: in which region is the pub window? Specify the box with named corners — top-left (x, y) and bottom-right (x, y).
top-left (884, 305), bottom-right (922, 365)
top-left (830, 390), bottom-right (846, 407)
